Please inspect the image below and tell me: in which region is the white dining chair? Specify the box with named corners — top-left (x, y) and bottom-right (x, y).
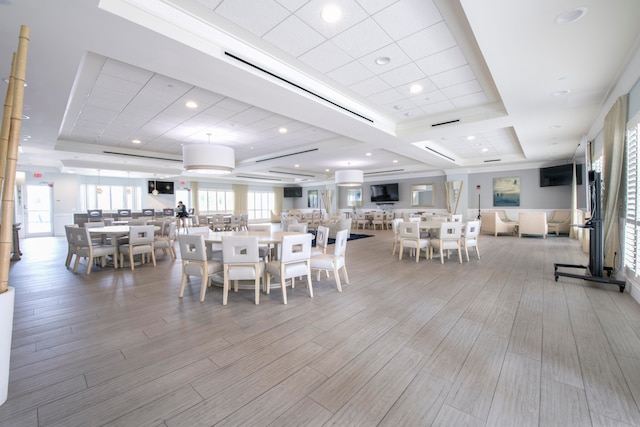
top-left (177, 234), bottom-right (223, 302)
top-left (430, 222), bottom-right (464, 264)
top-left (247, 223), bottom-right (272, 261)
top-left (462, 220), bottom-right (481, 261)
top-left (312, 225), bottom-right (330, 256)
top-left (119, 225), bottom-right (156, 270)
top-left (398, 221), bottom-right (430, 263)
top-left (265, 233), bottom-right (313, 304)
top-left (287, 223), bottom-right (308, 233)
top-left (71, 226), bottom-right (119, 274)
top-left (310, 228), bottom-right (349, 293)
top-left (154, 221), bottom-right (177, 260)
top-left (222, 235), bottom-right (264, 305)
top-left (64, 224), bottom-right (79, 268)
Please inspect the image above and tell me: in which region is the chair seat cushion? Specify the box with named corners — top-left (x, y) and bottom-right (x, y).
top-left (185, 261), bottom-right (222, 276)
top-left (310, 254), bottom-right (344, 270)
top-left (266, 261), bottom-right (308, 278)
top-left (227, 263), bottom-right (265, 280)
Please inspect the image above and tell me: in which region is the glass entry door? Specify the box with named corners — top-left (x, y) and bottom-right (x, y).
top-left (24, 184), bottom-right (53, 236)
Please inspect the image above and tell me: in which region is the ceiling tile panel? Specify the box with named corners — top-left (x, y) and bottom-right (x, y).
top-left (296, 0), bottom-right (369, 39)
top-left (431, 65), bottom-right (476, 89)
top-left (421, 100), bottom-right (455, 115)
top-left (298, 41), bottom-right (352, 73)
top-left (397, 21), bottom-right (456, 60)
top-left (373, 0), bottom-right (442, 40)
top-left (357, 43), bottom-right (412, 74)
top-left (355, 0), bottom-right (399, 15)
top-left (409, 89), bottom-right (447, 106)
top-left (451, 91), bottom-right (489, 108)
top-left (378, 63), bottom-right (425, 87)
top-left (101, 58), bottom-right (154, 84)
top-left (367, 88), bottom-right (405, 105)
top-left (440, 78), bottom-right (481, 98)
top-left (349, 76), bottom-right (391, 97)
top-left (215, 0), bottom-right (291, 37)
top-left (331, 18), bottom-right (393, 58)
top-left (263, 15), bottom-right (325, 57)
top-left (274, 0), bottom-right (308, 12)
top-left (326, 60), bottom-right (374, 86)
top-left (415, 47), bottom-right (467, 76)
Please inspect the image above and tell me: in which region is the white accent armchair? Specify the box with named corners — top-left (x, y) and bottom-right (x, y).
top-left (547, 210), bottom-right (571, 235)
top-left (518, 212), bottom-right (548, 238)
top-left (480, 211), bottom-right (517, 236)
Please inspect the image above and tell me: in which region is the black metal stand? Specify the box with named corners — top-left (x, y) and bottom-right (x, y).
top-left (554, 172), bottom-right (626, 292)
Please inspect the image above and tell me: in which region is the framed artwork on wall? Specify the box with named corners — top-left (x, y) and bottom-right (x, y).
top-left (493, 177), bottom-right (520, 206)
top-left (307, 190), bottom-right (318, 208)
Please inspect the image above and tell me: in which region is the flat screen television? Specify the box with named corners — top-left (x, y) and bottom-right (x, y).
top-left (283, 187), bottom-right (303, 198)
top-left (370, 183), bottom-right (399, 202)
top-left (540, 164), bottom-right (583, 187)
top-left (148, 180), bottom-right (174, 194)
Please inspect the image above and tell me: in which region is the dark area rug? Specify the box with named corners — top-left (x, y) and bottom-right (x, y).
top-left (309, 231), bottom-right (374, 246)
top-left (328, 233), bottom-right (373, 244)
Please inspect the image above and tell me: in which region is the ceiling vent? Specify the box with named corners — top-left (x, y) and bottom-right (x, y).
top-left (364, 169), bottom-right (405, 175)
top-left (422, 146), bottom-right (455, 162)
top-left (256, 148), bottom-right (318, 162)
top-left (225, 51), bottom-right (373, 123)
top-left (268, 170), bottom-right (316, 178)
top-left (484, 159), bottom-right (501, 163)
top-left (102, 150), bottom-right (181, 162)
top-left (431, 119), bottom-right (460, 127)
top-left (236, 175), bottom-right (283, 181)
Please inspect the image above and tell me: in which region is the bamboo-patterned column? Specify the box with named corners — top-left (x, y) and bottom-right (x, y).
top-left (0, 54), bottom-right (15, 203)
top-left (0, 26), bottom-right (29, 295)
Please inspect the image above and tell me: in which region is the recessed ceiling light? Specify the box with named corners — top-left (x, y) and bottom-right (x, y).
top-left (375, 56), bottom-right (391, 65)
top-left (325, 169), bottom-right (330, 172)
top-left (481, 148), bottom-right (489, 152)
top-left (131, 139), bottom-right (141, 144)
top-left (554, 7), bottom-right (587, 25)
top-left (393, 105), bottom-right (403, 110)
top-left (409, 84), bottom-right (423, 94)
top-left (467, 135), bottom-right (475, 140)
top-left (294, 164), bottom-right (299, 168)
top-left (185, 101), bottom-right (198, 109)
top-left (551, 90), bottom-right (570, 96)
top-left (365, 152), bottom-right (372, 156)
top-left (393, 159), bottom-right (398, 163)
top-left (321, 4), bottom-right (341, 23)
top-left (404, 112), bottom-right (414, 117)
top-left (278, 127), bottom-right (287, 134)
top-left (22, 115), bottom-right (29, 120)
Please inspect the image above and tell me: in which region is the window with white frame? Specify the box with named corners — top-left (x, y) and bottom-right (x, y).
top-left (197, 189), bottom-right (234, 214)
top-left (625, 120), bottom-right (640, 276)
top-left (82, 184), bottom-right (142, 211)
top-left (247, 190), bottom-right (274, 220)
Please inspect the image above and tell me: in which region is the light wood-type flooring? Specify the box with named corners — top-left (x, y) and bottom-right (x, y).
top-left (2, 227), bottom-right (640, 426)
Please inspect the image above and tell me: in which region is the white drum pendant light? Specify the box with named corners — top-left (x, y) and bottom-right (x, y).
top-left (182, 143), bottom-right (235, 174)
top-left (335, 169), bottom-right (363, 186)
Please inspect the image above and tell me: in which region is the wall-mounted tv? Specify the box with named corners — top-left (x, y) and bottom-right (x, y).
top-left (283, 187), bottom-right (303, 198)
top-left (540, 164), bottom-right (583, 187)
top-left (148, 180), bottom-right (174, 194)
top-left (370, 183), bottom-right (399, 202)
